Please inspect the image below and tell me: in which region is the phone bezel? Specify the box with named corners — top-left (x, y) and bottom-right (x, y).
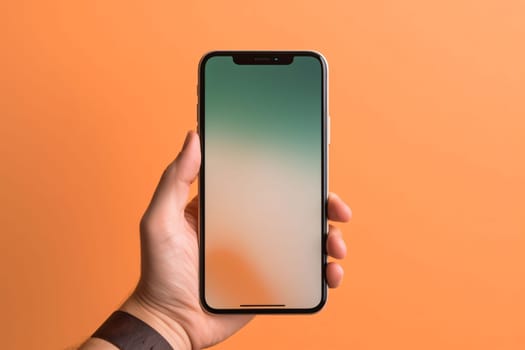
top-left (198, 51), bottom-right (328, 314)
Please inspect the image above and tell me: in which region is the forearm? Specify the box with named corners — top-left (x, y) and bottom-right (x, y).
top-left (79, 337), bottom-right (118, 350)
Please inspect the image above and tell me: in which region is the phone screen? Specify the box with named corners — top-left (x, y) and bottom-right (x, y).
top-left (200, 52), bottom-right (326, 312)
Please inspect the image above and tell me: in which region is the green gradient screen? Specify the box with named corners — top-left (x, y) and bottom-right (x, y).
top-left (203, 55), bottom-right (324, 310)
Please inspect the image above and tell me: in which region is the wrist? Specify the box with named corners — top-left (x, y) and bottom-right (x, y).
top-left (120, 294), bottom-right (191, 350)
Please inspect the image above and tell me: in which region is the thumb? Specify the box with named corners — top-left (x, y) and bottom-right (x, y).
top-left (147, 130), bottom-right (201, 218)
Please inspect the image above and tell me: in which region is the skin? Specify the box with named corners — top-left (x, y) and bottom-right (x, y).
top-left (80, 130), bottom-right (352, 350)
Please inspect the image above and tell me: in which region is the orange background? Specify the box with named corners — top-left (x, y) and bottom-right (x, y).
top-left (1, 0), bottom-right (524, 349)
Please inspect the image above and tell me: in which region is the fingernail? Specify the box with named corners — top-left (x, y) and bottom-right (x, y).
top-left (182, 130), bottom-right (192, 150)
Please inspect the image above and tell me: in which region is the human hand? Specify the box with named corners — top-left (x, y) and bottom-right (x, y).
top-left (119, 130), bottom-right (352, 349)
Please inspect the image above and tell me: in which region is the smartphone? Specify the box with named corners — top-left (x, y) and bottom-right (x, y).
top-left (198, 51), bottom-right (329, 313)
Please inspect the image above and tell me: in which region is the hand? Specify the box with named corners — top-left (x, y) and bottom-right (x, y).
top-left (120, 130), bottom-right (352, 349)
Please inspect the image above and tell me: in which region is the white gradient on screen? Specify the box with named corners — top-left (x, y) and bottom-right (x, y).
top-left (205, 137), bottom-right (321, 308)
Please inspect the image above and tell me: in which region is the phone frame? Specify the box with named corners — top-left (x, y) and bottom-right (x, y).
top-left (198, 50), bottom-right (328, 314)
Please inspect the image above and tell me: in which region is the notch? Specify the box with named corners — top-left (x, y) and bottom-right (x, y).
top-left (233, 53), bottom-right (294, 65)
